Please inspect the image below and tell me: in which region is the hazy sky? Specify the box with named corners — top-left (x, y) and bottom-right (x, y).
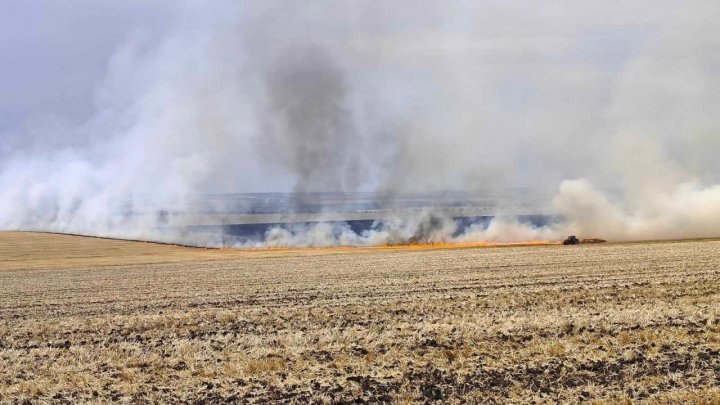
top-left (0, 0), bottom-right (640, 131)
top-left (0, 2), bottom-right (172, 131)
top-left (0, 2), bottom-right (663, 132)
top-left (1, 1), bottom-right (719, 192)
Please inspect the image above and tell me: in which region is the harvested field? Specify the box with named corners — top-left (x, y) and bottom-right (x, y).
top-left (1, 232), bottom-right (720, 403)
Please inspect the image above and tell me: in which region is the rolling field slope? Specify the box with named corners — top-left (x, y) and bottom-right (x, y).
top-left (1, 232), bottom-right (719, 403)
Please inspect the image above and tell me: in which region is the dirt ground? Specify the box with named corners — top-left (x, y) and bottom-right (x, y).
top-left (1, 232), bottom-right (719, 404)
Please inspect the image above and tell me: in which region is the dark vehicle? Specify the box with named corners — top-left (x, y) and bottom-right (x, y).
top-left (563, 235), bottom-right (580, 245)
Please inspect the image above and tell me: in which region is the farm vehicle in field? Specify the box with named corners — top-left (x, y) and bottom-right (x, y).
top-left (563, 235), bottom-right (606, 245)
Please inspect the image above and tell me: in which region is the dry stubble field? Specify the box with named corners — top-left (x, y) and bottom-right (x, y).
top-left (1, 232), bottom-right (720, 404)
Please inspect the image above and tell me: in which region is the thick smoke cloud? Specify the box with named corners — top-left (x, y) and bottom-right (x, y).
top-left (1, 1), bottom-right (720, 247)
top-left (260, 46), bottom-right (365, 194)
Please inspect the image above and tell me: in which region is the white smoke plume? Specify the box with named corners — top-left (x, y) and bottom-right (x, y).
top-left (1, 1), bottom-right (720, 247)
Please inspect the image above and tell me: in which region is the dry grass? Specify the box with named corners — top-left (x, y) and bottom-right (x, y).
top-left (1, 232), bottom-right (720, 403)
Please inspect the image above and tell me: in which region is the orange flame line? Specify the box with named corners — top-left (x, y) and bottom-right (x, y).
top-left (374, 241), bottom-right (560, 250)
top-left (224, 240), bottom-right (561, 252)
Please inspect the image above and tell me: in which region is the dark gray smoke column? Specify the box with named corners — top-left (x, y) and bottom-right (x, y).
top-left (260, 46), bottom-right (365, 195)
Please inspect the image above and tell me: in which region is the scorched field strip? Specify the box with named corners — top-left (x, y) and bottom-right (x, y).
top-left (1, 232), bottom-right (719, 403)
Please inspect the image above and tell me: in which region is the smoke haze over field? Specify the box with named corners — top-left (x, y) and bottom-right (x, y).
top-left (1, 1), bottom-right (720, 247)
